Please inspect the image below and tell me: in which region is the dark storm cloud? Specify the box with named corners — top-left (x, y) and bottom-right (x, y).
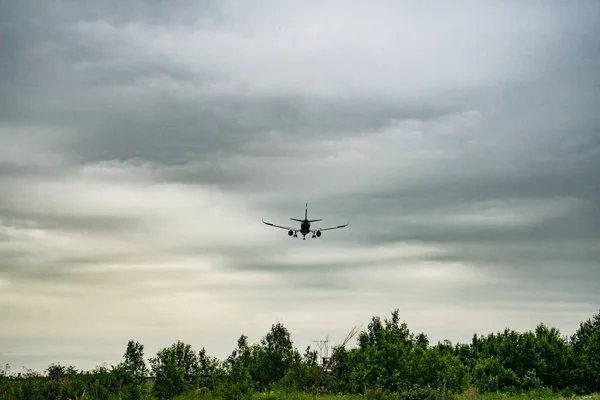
top-left (2, 7), bottom-right (463, 170)
top-left (4, 0), bottom-right (578, 168)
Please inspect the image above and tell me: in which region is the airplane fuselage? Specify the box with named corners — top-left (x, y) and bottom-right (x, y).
top-left (289, 218), bottom-right (312, 239)
top-left (300, 220), bottom-right (310, 235)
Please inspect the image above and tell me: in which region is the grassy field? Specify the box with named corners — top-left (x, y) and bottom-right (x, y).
top-left (164, 393), bottom-right (600, 400)
top-left (163, 388), bottom-right (600, 400)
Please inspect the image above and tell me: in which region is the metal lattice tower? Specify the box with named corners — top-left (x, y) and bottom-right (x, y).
top-left (313, 335), bottom-right (330, 364)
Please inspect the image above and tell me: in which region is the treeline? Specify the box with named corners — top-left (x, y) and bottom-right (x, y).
top-left (1, 308), bottom-right (599, 400)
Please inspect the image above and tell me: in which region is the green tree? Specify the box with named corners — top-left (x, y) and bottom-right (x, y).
top-left (533, 323), bottom-right (571, 390)
top-left (570, 309), bottom-right (600, 394)
top-left (197, 347), bottom-right (221, 390)
top-left (472, 356), bottom-right (520, 392)
top-left (149, 341), bottom-right (200, 399)
top-left (259, 322), bottom-right (296, 386)
top-left (218, 334), bottom-right (255, 399)
top-left (123, 339), bottom-right (149, 381)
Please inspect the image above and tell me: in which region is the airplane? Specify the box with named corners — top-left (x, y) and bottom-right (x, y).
top-left (262, 203), bottom-right (349, 240)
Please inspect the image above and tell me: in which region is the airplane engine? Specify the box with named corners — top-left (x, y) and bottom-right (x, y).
top-left (288, 230), bottom-right (294, 236)
top-left (316, 230), bottom-right (321, 237)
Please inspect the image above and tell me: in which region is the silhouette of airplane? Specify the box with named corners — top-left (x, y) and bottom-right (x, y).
top-left (262, 203), bottom-right (349, 240)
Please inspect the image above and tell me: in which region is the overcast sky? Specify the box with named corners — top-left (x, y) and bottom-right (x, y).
top-left (1, 0), bottom-right (599, 373)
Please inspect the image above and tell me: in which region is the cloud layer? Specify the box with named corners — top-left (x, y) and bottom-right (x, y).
top-left (1, 1), bottom-right (599, 372)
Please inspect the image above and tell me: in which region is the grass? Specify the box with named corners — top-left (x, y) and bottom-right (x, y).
top-left (164, 387), bottom-right (600, 400)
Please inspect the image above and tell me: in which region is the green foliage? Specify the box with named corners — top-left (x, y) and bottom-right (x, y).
top-left (149, 341), bottom-right (202, 399)
top-left (124, 339), bottom-right (150, 381)
top-left (1, 308), bottom-right (599, 400)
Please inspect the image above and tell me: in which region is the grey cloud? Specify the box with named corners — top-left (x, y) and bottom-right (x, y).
top-left (4, 0), bottom-right (586, 163)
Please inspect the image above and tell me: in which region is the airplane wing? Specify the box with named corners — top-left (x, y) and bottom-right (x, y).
top-left (262, 218), bottom-right (293, 231)
top-left (311, 222), bottom-right (349, 232)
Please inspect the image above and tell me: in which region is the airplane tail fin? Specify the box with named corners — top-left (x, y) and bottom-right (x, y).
top-left (291, 203), bottom-right (321, 222)
top-left (305, 203), bottom-right (321, 222)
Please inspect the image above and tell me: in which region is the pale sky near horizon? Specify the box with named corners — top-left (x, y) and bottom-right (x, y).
top-left (1, 0), bottom-right (599, 373)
